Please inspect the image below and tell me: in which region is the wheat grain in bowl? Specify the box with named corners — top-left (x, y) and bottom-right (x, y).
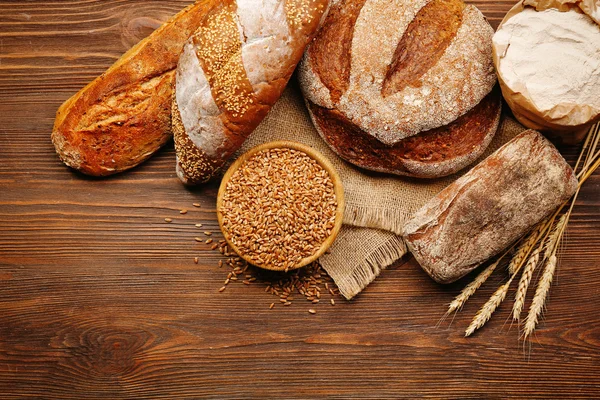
top-left (217, 141), bottom-right (345, 272)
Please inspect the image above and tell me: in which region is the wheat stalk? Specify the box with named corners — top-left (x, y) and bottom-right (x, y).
top-left (465, 281), bottom-right (512, 337)
top-left (512, 247), bottom-right (541, 321)
top-left (508, 226), bottom-right (541, 275)
top-left (520, 213), bottom-right (568, 338)
top-left (578, 123), bottom-right (600, 179)
top-left (544, 214), bottom-right (567, 261)
top-left (446, 258), bottom-right (502, 316)
top-left (524, 254), bottom-right (558, 339)
top-left (519, 128), bottom-right (597, 334)
top-left (465, 250), bottom-right (528, 336)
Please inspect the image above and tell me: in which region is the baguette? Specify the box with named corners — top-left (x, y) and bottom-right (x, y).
top-left (52, 2), bottom-right (213, 176)
top-left (402, 130), bottom-right (578, 284)
top-left (172, 0), bottom-right (330, 185)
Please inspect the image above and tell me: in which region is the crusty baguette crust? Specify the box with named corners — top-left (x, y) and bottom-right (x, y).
top-left (173, 0), bottom-right (330, 185)
top-left (52, 1), bottom-right (214, 176)
top-left (402, 130), bottom-right (578, 284)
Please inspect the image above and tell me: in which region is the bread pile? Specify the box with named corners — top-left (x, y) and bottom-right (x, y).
top-left (52, 0), bottom-right (502, 181)
top-left (52, 0), bottom-right (329, 178)
top-left (493, 0), bottom-right (600, 143)
top-left (298, 0), bottom-right (501, 178)
top-left (51, 0), bottom-right (587, 285)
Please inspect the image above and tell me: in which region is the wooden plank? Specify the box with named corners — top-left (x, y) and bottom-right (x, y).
top-left (0, 1), bottom-right (599, 398)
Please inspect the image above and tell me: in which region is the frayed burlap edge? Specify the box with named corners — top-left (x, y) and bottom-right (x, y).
top-left (319, 228), bottom-right (408, 299)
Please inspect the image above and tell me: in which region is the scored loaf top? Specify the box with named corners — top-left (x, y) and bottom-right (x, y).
top-left (299, 0), bottom-right (497, 145)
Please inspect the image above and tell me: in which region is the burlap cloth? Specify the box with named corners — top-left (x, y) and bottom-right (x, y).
top-left (238, 83), bottom-right (526, 299)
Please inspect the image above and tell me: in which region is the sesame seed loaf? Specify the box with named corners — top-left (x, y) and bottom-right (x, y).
top-left (52, 2), bottom-right (214, 176)
top-left (172, 0), bottom-right (330, 185)
top-left (298, 0), bottom-right (500, 178)
top-left (402, 130), bottom-right (578, 284)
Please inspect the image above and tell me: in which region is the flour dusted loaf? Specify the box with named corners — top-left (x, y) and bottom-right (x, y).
top-left (52, 2), bottom-right (213, 176)
top-left (402, 130), bottom-right (578, 284)
top-left (299, 0), bottom-right (500, 178)
top-left (172, 0), bottom-right (329, 185)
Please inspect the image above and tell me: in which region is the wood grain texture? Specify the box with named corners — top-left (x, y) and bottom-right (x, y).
top-left (0, 1), bottom-right (599, 399)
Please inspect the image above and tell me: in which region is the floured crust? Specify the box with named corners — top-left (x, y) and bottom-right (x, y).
top-left (307, 89), bottom-right (502, 178)
top-left (402, 130), bottom-right (578, 284)
top-left (52, 2), bottom-right (214, 176)
top-left (299, 0), bottom-right (497, 145)
top-left (173, 0), bottom-right (329, 185)
top-left (172, 97), bottom-right (221, 184)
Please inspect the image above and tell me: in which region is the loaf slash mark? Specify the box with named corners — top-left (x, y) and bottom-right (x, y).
top-left (382, 0), bottom-right (465, 97)
top-left (75, 72), bottom-right (173, 133)
top-left (308, 0), bottom-right (367, 103)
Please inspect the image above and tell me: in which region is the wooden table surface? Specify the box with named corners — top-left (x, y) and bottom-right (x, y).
top-left (1, 1), bottom-right (599, 398)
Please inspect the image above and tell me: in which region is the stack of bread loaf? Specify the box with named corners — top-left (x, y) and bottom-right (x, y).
top-left (51, 0), bottom-right (589, 285)
top-left (299, 0), bottom-right (501, 178)
top-left (52, 0), bottom-right (330, 178)
top-left (53, 0), bottom-right (503, 181)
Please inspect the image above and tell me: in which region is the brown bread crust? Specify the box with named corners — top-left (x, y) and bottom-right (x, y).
top-left (174, 0), bottom-right (329, 185)
top-left (308, 0), bottom-right (367, 103)
top-left (402, 130), bottom-right (578, 284)
top-left (52, 2), bottom-right (215, 176)
top-left (382, 0), bottom-right (465, 96)
top-left (307, 89), bottom-right (501, 178)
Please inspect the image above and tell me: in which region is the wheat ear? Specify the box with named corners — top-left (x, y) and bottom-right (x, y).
top-left (465, 233), bottom-right (535, 336)
top-left (446, 258), bottom-right (501, 316)
top-left (524, 254), bottom-right (558, 339)
top-left (544, 215), bottom-right (567, 261)
top-left (465, 281), bottom-right (512, 337)
top-left (512, 247), bottom-right (541, 321)
top-left (508, 227), bottom-right (541, 275)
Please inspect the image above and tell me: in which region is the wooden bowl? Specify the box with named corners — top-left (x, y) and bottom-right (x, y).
top-left (217, 141), bottom-right (345, 271)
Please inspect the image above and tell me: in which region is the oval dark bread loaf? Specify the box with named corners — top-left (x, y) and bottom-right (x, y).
top-left (172, 0), bottom-right (330, 185)
top-left (298, 0), bottom-right (500, 178)
top-left (402, 130), bottom-right (578, 284)
top-left (52, 2), bottom-right (214, 176)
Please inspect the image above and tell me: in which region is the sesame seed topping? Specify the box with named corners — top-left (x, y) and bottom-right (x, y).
top-left (193, 6), bottom-right (256, 118)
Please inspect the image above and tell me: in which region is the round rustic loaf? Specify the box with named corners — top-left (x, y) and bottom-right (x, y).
top-left (299, 0), bottom-right (501, 178)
